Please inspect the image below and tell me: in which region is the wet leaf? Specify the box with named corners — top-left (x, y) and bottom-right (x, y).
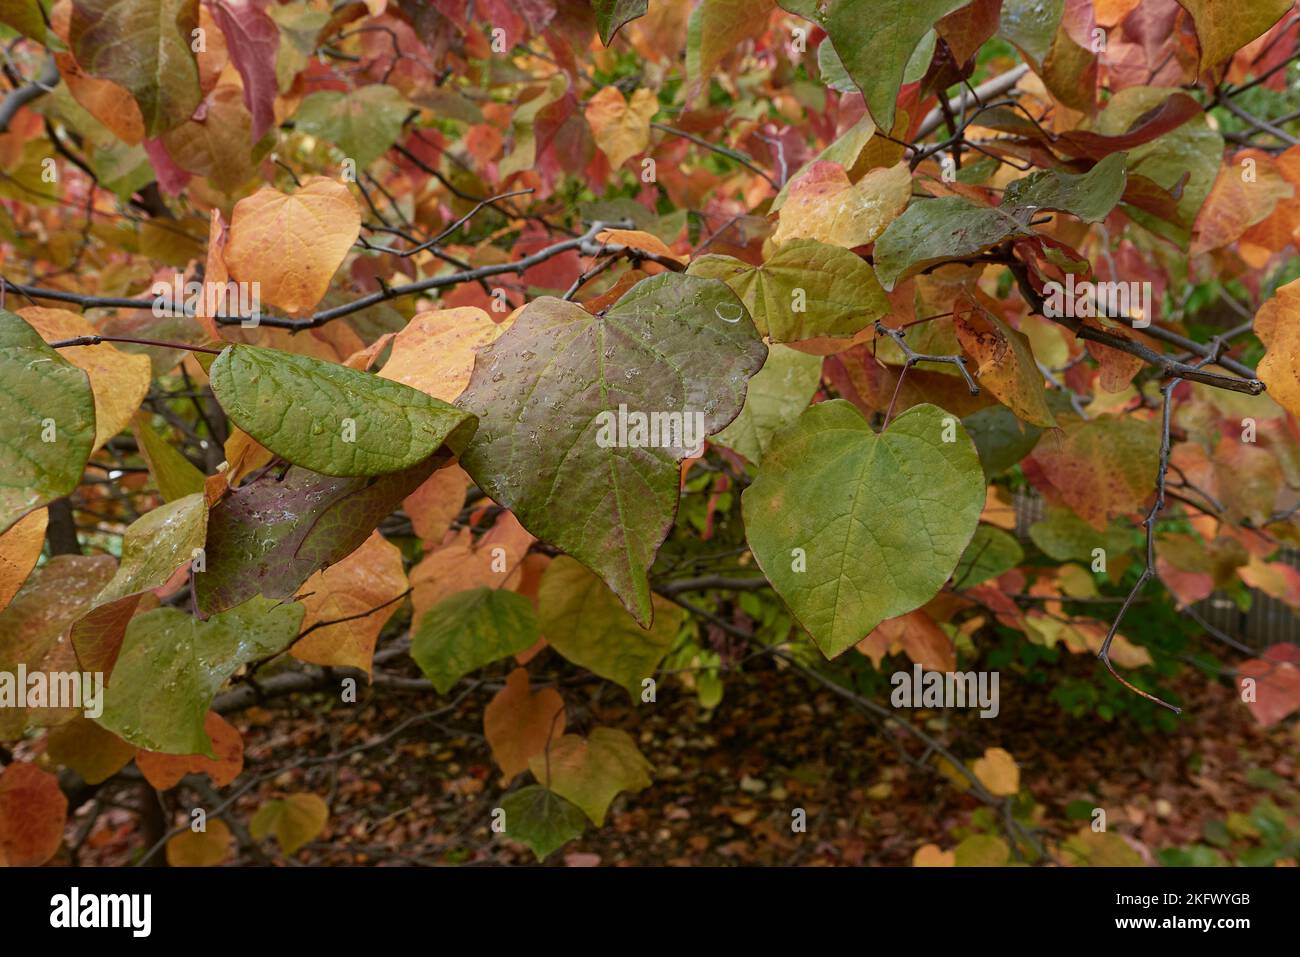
top-left (457, 273), bottom-right (765, 625)
top-left (743, 401), bottom-right (985, 658)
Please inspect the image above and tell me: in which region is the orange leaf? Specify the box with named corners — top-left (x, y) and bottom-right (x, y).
top-left (136, 713), bottom-right (244, 789)
top-left (402, 464), bottom-right (470, 547)
top-left (224, 176), bottom-right (361, 316)
top-left (291, 530), bottom-right (409, 675)
top-left (0, 507), bottom-right (47, 612)
top-left (1255, 278), bottom-right (1300, 421)
top-left (856, 609), bottom-right (956, 672)
top-left (585, 86), bottom-right (658, 169)
top-left (378, 307), bottom-right (503, 402)
top-left (484, 668), bottom-right (566, 783)
top-left (409, 512), bottom-right (534, 626)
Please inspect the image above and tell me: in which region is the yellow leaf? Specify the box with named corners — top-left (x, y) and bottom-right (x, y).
top-left (20, 307), bottom-right (152, 451)
top-left (1256, 278), bottom-right (1300, 421)
top-left (250, 792), bottom-right (329, 856)
top-left (292, 530), bottom-right (408, 675)
top-left (45, 717), bottom-right (136, 785)
top-left (972, 746), bottom-right (1020, 796)
top-left (1179, 0), bottom-right (1292, 69)
top-left (166, 819), bottom-right (232, 867)
top-left (585, 86), bottom-right (658, 169)
top-left (773, 161), bottom-right (912, 248)
top-left (954, 291), bottom-right (1057, 428)
top-left (528, 726), bottom-right (652, 825)
top-left (0, 507), bottom-right (46, 612)
top-left (224, 176), bottom-right (361, 316)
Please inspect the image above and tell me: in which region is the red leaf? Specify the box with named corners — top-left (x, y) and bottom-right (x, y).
top-left (210, 0), bottom-right (281, 142)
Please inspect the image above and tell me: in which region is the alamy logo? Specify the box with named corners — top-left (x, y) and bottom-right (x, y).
top-left (890, 665), bottom-right (1000, 718)
top-left (0, 667), bottom-right (104, 719)
top-left (50, 887), bottom-right (151, 937)
top-left (151, 275), bottom-right (262, 327)
top-left (595, 404), bottom-right (706, 457)
top-left (1042, 273), bottom-right (1151, 328)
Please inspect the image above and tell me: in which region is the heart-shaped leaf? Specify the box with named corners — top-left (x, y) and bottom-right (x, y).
top-left (528, 726), bottom-right (653, 826)
top-left (743, 400), bottom-right (985, 657)
top-left (210, 344), bottom-right (477, 477)
top-left (687, 239), bottom-right (888, 342)
top-left (457, 272), bottom-right (766, 624)
top-left (713, 343), bottom-right (824, 464)
top-left (250, 793), bottom-right (329, 856)
top-left (500, 785), bottom-right (587, 861)
top-left (0, 311), bottom-right (96, 534)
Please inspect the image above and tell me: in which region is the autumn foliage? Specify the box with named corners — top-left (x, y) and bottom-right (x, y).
top-left (1, 0), bottom-right (1300, 868)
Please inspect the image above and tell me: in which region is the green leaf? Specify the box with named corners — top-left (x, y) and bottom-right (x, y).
top-left (999, 153), bottom-right (1130, 222)
top-left (537, 556), bottom-right (685, 698)
top-left (209, 344), bottom-right (477, 477)
top-left (457, 273), bottom-right (766, 625)
top-left (0, 310), bottom-right (96, 534)
top-left (500, 785), bottom-right (587, 861)
top-left (411, 588), bottom-right (540, 694)
top-left (71, 492), bottom-right (208, 675)
top-left (780, 0), bottom-right (966, 131)
top-left (591, 0), bottom-right (647, 45)
top-left (953, 525), bottom-right (1024, 588)
top-left (292, 85), bottom-right (411, 170)
top-left (742, 400), bottom-right (985, 658)
top-left (528, 726), bottom-right (653, 825)
top-left (97, 597), bottom-right (304, 755)
top-left (687, 239), bottom-right (888, 342)
top-left (131, 412), bottom-right (206, 502)
top-left (1028, 506), bottom-right (1133, 562)
top-left (69, 0), bottom-right (202, 136)
top-left (998, 0), bottom-right (1064, 65)
top-left (195, 458), bottom-right (437, 616)
top-left (1098, 88), bottom-right (1222, 246)
top-left (954, 833), bottom-right (1010, 866)
top-left (0, 0), bottom-right (47, 41)
top-left (249, 793), bottom-right (329, 856)
top-left (874, 153), bottom-right (1128, 288)
top-left (962, 405), bottom-right (1044, 478)
top-left (713, 344), bottom-right (823, 464)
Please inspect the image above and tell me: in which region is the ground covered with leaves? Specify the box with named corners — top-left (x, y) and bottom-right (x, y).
top-left (64, 655), bottom-right (1300, 868)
